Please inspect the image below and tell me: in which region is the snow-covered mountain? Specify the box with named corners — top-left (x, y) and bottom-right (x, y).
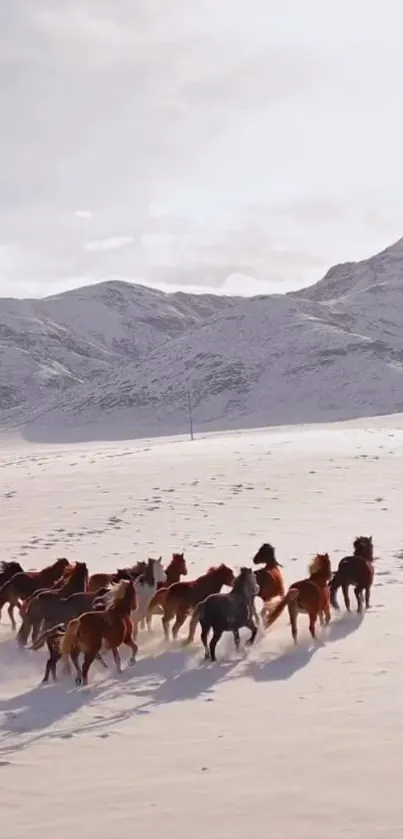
top-left (3, 238), bottom-right (403, 442)
top-left (0, 280), bottom-right (238, 417)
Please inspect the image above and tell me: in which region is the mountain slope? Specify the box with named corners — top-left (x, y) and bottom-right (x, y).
top-left (4, 237), bottom-right (403, 442)
top-left (0, 280), bottom-right (238, 415)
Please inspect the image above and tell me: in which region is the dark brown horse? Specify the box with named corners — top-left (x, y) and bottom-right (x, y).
top-left (264, 553), bottom-right (332, 644)
top-left (145, 552), bottom-right (188, 630)
top-left (330, 536), bottom-right (374, 613)
top-left (61, 579), bottom-right (138, 686)
top-left (0, 561), bottom-right (24, 629)
top-left (17, 561), bottom-right (89, 647)
top-left (161, 564), bottom-right (234, 642)
top-left (87, 561), bottom-right (147, 593)
top-left (0, 557), bottom-right (71, 631)
top-left (252, 543), bottom-right (285, 624)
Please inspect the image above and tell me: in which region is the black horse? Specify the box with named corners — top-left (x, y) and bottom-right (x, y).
top-left (0, 561), bottom-right (24, 629)
top-left (193, 567), bottom-right (259, 662)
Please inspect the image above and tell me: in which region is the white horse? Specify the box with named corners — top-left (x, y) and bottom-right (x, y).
top-left (132, 557), bottom-right (166, 630)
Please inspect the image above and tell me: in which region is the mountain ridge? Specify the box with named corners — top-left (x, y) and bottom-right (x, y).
top-left (2, 238), bottom-right (403, 442)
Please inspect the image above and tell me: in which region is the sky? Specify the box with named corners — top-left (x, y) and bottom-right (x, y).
top-left (1, 0), bottom-right (403, 299)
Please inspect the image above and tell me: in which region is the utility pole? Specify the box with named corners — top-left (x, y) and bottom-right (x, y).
top-left (187, 385), bottom-right (194, 441)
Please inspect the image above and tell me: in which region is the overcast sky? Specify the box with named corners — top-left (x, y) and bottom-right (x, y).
top-left (1, 0), bottom-right (403, 298)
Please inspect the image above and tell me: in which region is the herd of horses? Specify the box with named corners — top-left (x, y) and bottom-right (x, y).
top-left (0, 535), bottom-right (374, 686)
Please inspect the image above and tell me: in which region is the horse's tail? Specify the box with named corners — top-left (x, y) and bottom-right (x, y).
top-left (60, 619), bottom-right (80, 656)
top-left (264, 588), bottom-right (299, 630)
top-left (0, 580), bottom-right (11, 609)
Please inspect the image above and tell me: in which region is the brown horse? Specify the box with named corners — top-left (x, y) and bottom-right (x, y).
top-left (330, 536), bottom-right (374, 613)
top-left (145, 552), bottom-right (188, 631)
top-left (30, 622), bottom-right (108, 684)
top-left (17, 561), bottom-right (89, 647)
top-left (0, 561), bottom-right (24, 629)
top-left (252, 543), bottom-right (285, 624)
top-left (161, 564), bottom-right (234, 642)
top-left (0, 557), bottom-right (71, 631)
top-left (264, 553), bottom-right (332, 644)
top-left (87, 561), bottom-right (147, 593)
top-left (60, 579), bottom-right (138, 686)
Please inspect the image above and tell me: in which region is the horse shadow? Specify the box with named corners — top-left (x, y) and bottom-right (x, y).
top-left (244, 612), bottom-right (364, 683)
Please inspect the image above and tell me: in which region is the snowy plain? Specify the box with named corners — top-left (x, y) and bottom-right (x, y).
top-left (0, 414), bottom-right (403, 838)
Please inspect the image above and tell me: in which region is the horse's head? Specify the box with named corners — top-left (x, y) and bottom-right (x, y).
top-left (353, 536), bottom-right (373, 560)
top-left (235, 567), bottom-right (259, 598)
top-left (172, 552), bottom-right (188, 576)
top-left (308, 552), bottom-right (332, 581)
top-left (54, 557), bottom-right (70, 575)
top-left (74, 561), bottom-right (89, 585)
top-left (213, 563), bottom-right (235, 587)
top-left (252, 543), bottom-right (282, 569)
top-left (148, 557), bottom-right (166, 586)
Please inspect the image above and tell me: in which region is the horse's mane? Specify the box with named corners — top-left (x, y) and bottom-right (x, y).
top-left (0, 560), bottom-right (21, 574)
top-left (103, 578), bottom-right (132, 609)
top-left (308, 553), bottom-right (331, 576)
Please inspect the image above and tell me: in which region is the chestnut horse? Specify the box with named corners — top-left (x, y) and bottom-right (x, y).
top-left (61, 579), bottom-right (138, 686)
top-left (0, 561), bottom-right (24, 630)
top-left (17, 561), bottom-right (89, 647)
top-left (87, 561), bottom-right (147, 593)
top-left (30, 622), bottom-right (107, 684)
top-left (0, 557), bottom-right (71, 631)
top-left (264, 553), bottom-right (332, 644)
top-left (145, 552), bottom-right (188, 631)
top-left (252, 543), bottom-right (285, 624)
top-left (330, 536), bottom-right (374, 613)
top-left (161, 564), bottom-right (234, 642)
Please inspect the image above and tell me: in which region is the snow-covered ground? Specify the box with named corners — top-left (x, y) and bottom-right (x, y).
top-left (1, 415), bottom-right (403, 838)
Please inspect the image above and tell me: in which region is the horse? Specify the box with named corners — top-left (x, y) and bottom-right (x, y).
top-left (184, 567), bottom-right (259, 661)
top-left (0, 557), bottom-right (71, 631)
top-left (0, 561), bottom-right (24, 629)
top-left (30, 622), bottom-right (108, 684)
top-left (252, 543), bottom-right (285, 624)
top-left (60, 579), bottom-right (138, 686)
top-left (87, 561), bottom-right (147, 593)
top-left (145, 552), bottom-right (188, 631)
top-left (132, 557), bottom-right (167, 630)
top-left (17, 562), bottom-right (89, 647)
top-left (18, 583), bottom-right (112, 646)
top-left (330, 536), bottom-right (374, 613)
top-left (161, 564), bottom-right (235, 642)
top-left (264, 553), bottom-right (332, 644)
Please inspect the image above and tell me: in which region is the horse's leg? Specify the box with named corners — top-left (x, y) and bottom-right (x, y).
top-left (354, 586), bottom-right (363, 614)
top-left (245, 620), bottom-right (258, 645)
top-left (8, 599), bottom-right (18, 632)
top-left (341, 583), bottom-right (351, 612)
top-left (124, 636), bottom-right (138, 666)
top-left (111, 648), bottom-right (122, 675)
top-left (233, 628), bottom-right (240, 651)
top-left (162, 605), bottom-right (175, 642)
top-left (81, 651), bottom-right (97, 686)
top-left (200, 625), bottom-right (210, 660)
top-left (50, 650), bottom-right (61, 682)
top-left (252, 603), bottom-right (260, 627)
top-left (365, 586), bottom-right (371, 609)
top-left (308, 610), bottom-right (317, 641)
top-left (209, 629), bottom-right (223, 662)
top-left (95, 652), bottom-right (108, 669)
top-left (183, 610), bottom-right (199, 646)
top-left (288, 601), bottom-right (298, 644)
top-left (172, 607), bottom-right (189, 641)
top-left (70, 648), bottom-right (83, 685)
